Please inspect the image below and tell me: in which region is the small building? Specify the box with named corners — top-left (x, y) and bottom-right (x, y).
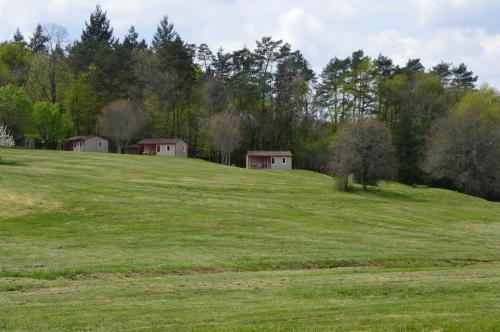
top-left (136, 139), bottom-right (188, 157)
top-left (65, 136), bottom-right (109, 153)
top-left (246, 151), bottom-right (292, 169)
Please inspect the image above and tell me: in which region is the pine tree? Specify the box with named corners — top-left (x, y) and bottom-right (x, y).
top-left (431, 62), bottom-right (452, 86)
top-left (29, 24), bottom-right (49, 54)
top-left (373, 54), bottom-right (396, 118)
top-left (451, 63), bottom-right (477, 90)
top-left (123, 26), bottom-right (147, 50)
top-left (152, 16), bottom-right (177, 51)
top-left (13, 28), bottom-right (26, 45)
top-left (315, 57), bottom-right (350, 124)
top-left (403, 58), bottom-right (424, 76)
top-left (196, 43), bottom-right (214, 71)
top-left (81, 4), bottom-right (114, 46)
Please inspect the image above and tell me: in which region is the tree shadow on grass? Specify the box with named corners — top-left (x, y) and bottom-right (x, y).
top-left (344, 183), bottom-right (428, 202)
top-left (0, 159), bottom-right (23, 166)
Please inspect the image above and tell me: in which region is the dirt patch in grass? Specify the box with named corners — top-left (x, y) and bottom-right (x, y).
top-left (0, 190), bottom-right (60, 219)
top-left (68, 267), bottom-right (242, 280)
top-left (24, 258), bottom-right (495, 281)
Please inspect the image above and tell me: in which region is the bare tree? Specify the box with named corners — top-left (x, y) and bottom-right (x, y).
top-left (330, 118), bottom-right (394, 191)
top-left (207, 112), bottom-right (241, 165)
top-left (424, 90), bottom-right (500, 199)
top-left (43, 24), bottom-right (68, 52)
top-left (98, 99), bottom-right (144, 153)
top-left (24, 24), bottom-right (71, 104)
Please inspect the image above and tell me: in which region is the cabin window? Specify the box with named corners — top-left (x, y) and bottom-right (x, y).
top-left (167, 145), bottom-right (171, 152)
top-left (156, 145), bottom-right (160, 153)
top-left (282, 157), bottom-right (286, 164)
top-left (98, 141), bottom-right (103, 148)
top-left (271, 157), bottom-right (275, 164)
top-left (76, 142), bottom-right (80, 148)
top-left (182, 145), bottom-right (185, 152)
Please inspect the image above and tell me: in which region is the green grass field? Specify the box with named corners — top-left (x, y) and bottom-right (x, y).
top-left (0, 148), bottom-right (499, 331)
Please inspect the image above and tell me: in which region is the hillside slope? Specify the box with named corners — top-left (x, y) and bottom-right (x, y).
top-left (1, 148), bottom-right (499, 277)
top-left (0, 149), bottom-right (499, 331)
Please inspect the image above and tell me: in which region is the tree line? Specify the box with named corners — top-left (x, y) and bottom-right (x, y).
top-left (0, 5), bottom-right (499, 199)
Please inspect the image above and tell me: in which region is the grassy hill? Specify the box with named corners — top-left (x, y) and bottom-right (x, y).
top-left (0, 148), bottom-right (499, 331)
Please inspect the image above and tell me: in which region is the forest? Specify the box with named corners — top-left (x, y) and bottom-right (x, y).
top-left (0, 5), bottom-right (499, 200)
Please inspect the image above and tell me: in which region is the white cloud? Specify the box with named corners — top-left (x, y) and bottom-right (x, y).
top-left (275, 8), bottom-right (323, 57)
top-left (366, 27), bottom-right (500, 87)
top-left (367, 30), bottom-right (422, 64)
top-left (1, 0), bottom-right (500, 87)
top-left (326, 0), bottom-right (360, 21)
top-left (480, 34), bottom-right (500, 58)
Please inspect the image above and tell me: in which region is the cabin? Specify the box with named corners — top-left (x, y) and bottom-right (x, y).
top-left (65, 136), bottom-right (109, 153)
top-left (136, 139), bottom-right (188, 157)
top-left (246, 151), bottom-right (292, 169)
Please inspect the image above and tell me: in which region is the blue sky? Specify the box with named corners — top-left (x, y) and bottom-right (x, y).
top-left (2, 0), bottom-right (500, 87)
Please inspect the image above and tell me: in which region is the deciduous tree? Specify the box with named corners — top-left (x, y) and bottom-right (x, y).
top-left (330, 119), bottom-right (394, 191)
top-left (207, 112), bottom-right (241, 165)
top-left (63, 78), bottom-right (98, 134)
top-left (0, 85), bottom-right (32, 140)
top-left (30, 102), bottom-right (73, 148)
top-left (424, 88), bottom-right (500, 199)
top-left (98, 99), bottom-right (144, 153)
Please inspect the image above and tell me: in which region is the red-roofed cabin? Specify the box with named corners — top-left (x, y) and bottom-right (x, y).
top-left (136, 139), bottom-right (188, 157)
top-left (246, 151), bottom-right (292, 169)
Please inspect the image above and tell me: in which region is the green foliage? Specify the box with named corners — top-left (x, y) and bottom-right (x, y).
top-left (69, 5), bottom-right (134, 103)
top-left (28, 24), bottom-right (49, 54)
top-left (0, 5), bottom-right (490, 186)
top-left (292, 124), bottom-right (333, 170)
top-left (26, 53), bottom-right (72, 103)
top-left (424, 87), bottom-right (500, 199)
top-left (62, 78), bottom-right (98, 135)
top-left (12, 28), bottom-right (26, 45)
top-left (455, 85), bottom-right (500, 119)
top-left (151, 16), bottom-right (177, 51)
top-left (88, 43), bottom-right (135, 101)
top-left (29, 102), bottom-right (73, 146)
top-left (383, 72), bottom-right (446, 184)
top-left (451, 63), bottom-right (478, 90)
top-left (81, 5), bottom-right (114, 46)
top-left (137, 17), bottom-right (197, 138)
top-left (0, 84), bottom-right (32, 138)
top-left (331, 119), bottom-right (395, 190)
top-left (123, 26), bottom-right (147, 51)
top-left (0, 42), bottom-right (31, 85)
top-left (315, 56), bottom-right (351, 124)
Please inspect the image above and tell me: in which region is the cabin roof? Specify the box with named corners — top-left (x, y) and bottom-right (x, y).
top-left (67, 135), bottom-right (104, 142)
top-left (136, 138), bottom-right (184, 145)
top-left (246, 151), bottom-right (293, 157)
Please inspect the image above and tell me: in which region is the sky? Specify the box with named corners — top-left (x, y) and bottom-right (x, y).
top-left (2, 0), bottom-right (500, 87)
